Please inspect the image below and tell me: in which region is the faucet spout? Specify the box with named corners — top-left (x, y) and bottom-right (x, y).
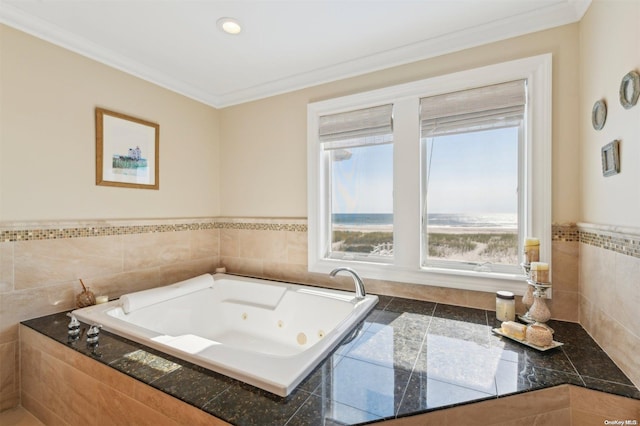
top-left (329, 267), bottom-right (366, 300)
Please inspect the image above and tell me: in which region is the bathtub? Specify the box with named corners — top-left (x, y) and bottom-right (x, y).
top-left (72, 273), bottom-right (378, 396)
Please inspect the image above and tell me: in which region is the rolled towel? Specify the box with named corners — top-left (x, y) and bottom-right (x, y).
top-left (501, 321), bottom-right (526, 340)
top-left (121, 274), bottom-right (214, 314)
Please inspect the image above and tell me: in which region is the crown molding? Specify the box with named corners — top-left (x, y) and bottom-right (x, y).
top-left (0, 1), bottom-right (590, 109)
top-left (0, 3), bottom-right (223, 107)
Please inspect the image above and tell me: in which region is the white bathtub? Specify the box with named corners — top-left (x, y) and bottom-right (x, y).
top-left (72, 273), bottom-right (378, 396)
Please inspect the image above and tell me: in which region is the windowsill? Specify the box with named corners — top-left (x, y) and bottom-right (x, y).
top-left (309, 258), bottom-right (531, 296)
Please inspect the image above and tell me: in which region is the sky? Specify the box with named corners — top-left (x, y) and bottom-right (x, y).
top-left (330, 126), bottom-right (518, 216)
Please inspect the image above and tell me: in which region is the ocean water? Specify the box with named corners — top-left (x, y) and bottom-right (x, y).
top-left (427, 213), bottom-right (517, 229)
top-left (332, 213), bottom-right (517, 228)
top-left (332, 213), bottom-right (393, 226)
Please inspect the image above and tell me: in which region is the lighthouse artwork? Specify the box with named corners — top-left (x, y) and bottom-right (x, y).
top-left (96, 107), bottom-right (159, 190)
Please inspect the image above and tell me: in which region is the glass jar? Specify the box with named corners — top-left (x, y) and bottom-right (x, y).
top-left (496, 291), bottom-right (516, 322)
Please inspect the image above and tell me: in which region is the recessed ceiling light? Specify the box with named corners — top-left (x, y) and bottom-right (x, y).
top-left (217, 17), bottom-right (242, 35)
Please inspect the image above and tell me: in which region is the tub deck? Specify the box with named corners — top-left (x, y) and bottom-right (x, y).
top-left (71, 274), bottom-right (378, 396)
top-left (22, 294), bottom-right (640, 425)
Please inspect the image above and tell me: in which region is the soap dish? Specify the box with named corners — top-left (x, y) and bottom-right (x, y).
top-left (492, 328), bottom-right (563, 352)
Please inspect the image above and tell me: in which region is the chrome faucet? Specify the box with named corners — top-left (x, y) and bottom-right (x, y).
top-left (329, 267), bottom-right (366, 300)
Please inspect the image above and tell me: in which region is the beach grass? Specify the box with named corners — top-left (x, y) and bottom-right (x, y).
top-left (332, 229), bottom-right (517, 262)
top-left (332, 230), bottom-right (393, 253)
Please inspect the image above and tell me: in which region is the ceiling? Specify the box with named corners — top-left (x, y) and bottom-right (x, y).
top-left (0, 0), bottom-right (590, 108)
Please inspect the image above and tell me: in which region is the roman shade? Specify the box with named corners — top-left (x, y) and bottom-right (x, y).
top-left (319, 104), bottom-right (393, 149)
top-left (420, 80), bottom-right (526, 137)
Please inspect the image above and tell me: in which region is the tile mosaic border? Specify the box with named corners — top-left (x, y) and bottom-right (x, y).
top-left (0, 217), bottom-right (308, 242)
top-left (214, 217), bottom-right (307, 232)
top-left (3, 220), bottom-right (638, 259)
top-left (578, 222), bottom-right (640, 259)
top-left (552, 224), bottom-right (579, 242)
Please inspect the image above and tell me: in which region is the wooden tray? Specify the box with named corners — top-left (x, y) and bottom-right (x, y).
top-left (492, 328), bottom-right (563, 352)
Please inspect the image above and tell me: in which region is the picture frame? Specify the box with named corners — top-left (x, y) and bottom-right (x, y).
top-left (96, 108), bottom-right (159, 190)
top-left (619, 70), bottom-right (639, 109)
top-left (591, 99), bottom-right (607, 130)
top-left (601, 140), bottom-right (620, 177)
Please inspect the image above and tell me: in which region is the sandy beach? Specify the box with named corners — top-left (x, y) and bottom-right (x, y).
top-left (332, 224), bottom-right (518, 263)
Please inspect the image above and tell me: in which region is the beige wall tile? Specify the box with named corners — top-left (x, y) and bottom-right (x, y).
top-left (445, 385), bottom-right (569, 425)
top-left (579, 243), bottom-right (616, 310)
top-left (157, 258), bottom-right (218, 285)
top-left (19, 331), bottom-right (42, 403)
top-left (83, 259), bottom-right (218, 302)
top-left (1, 283), bottom-right (75, 343)
top-left (547, 289), bottom-right (579, 322)
top-left (579, 294), bottom-right (594, 331)
top-left (95, 380), bottom-right (180, 426)
top-left (83, 269), bottom-right (163, 301)
top-left (286, 231), bottom-right (308, 264)
top-left (552, 241), bottom-right (579, 293)
top-left (262, 261), bottom-right (313, 284)
top-left (571, 409), bottom-right (609, 426)
top-left (0, 342), bottom-right (18, 401)
top-left (190, 229), bottom-right (220, 259)
top-left (123, 231), bottom-right (190, 271)
top-left (570, 386), bottom-right (640, 420)
top-left (0, 341), bottom-right (18, 411)
top-left (0, 243), bottom-right (13, 293)
top-left (22, 327), bottom-right (225, 425)
top-left (490, 408), bottom-right (571, 426)
top-left (14, 236), bottom-right (123, 290)
top-left (580, 244), bottom-right (640, 389)
top-left (594, 309), bottom-right (640, 389)
top-left (0, 387), bottom-right (18, 412)
top-left (220, 229), bottom-right (239, 257)
top-left (67, 367), bottom-right (99, 425)
top-left (379, 408), bottom-right (447, 425)
top-left (131, 379), bottom-right (229, 426)
top-left (220, 256), bottom-right (263, 277)
top-left (238, 229), bottom-right (288, 261)
top-left (613, 252), bottom-right (640, 338)
top-left (39, 353), bottom-right (68, 421)
top-left (21, 392), bottom-right (66, 426)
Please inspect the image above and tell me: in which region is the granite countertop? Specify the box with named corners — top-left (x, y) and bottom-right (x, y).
top-left (22, 295), bottom-right (640, 425)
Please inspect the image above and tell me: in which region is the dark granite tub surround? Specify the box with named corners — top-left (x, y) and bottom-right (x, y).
top-left (22, 296), bottom-right (639, 425)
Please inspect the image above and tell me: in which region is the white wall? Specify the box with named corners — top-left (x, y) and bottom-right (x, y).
top-left (0, 25), bottom-right (221, 221)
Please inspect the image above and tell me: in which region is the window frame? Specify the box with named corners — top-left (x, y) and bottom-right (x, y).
top-left (420, 112), bottom-right (525, 275)
top-left (307, 54), bottom-right (552, 295)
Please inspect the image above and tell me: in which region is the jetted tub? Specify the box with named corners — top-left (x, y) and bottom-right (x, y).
top-left (72, 273), bottom-right (378, 396)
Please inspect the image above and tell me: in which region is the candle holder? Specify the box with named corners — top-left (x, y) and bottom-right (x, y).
top-left (519, 263), bottom-right (536, 324)
top-left (528, 282), bottom-right (551, 323)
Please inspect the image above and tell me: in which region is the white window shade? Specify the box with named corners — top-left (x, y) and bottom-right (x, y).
top-left (319, 104), bottom-right (393, 148)
top-left (421, 80), bottom-right (526, 137)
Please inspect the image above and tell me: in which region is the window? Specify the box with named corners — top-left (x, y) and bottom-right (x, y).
top-left (319, 105), bottom-right (394, 263)
top-left (421, 80), bottom-right (526, 275)
top-left (308, 55), bottom-right (551, 294)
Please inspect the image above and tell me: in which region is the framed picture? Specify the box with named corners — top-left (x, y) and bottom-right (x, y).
top-left (619, 70), bottom-right (639, 109)
top-left (96, 108), bottom-right (159, 189)
top-left (591, 99), bottom-right (607, 130)
top-left (601, 140), bottom-right (620, 177)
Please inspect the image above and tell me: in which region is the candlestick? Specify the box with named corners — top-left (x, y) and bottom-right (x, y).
top-left (530, 262), bottom-right (550, 283)
top-left (523, 237), bottom-right (540, 264)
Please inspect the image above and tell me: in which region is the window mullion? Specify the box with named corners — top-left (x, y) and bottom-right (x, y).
top-left (392, 98), bottom-right (421, 269)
